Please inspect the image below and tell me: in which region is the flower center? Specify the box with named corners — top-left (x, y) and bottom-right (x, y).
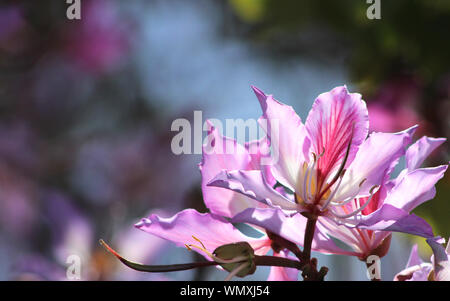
top-left (295, 135), bottom-right (379, 220)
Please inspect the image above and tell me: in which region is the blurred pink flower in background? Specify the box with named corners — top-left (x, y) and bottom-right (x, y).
top-left (367, 78), bottom-right (428, 135)
top-left (62, 0), bottom-right (131, 74)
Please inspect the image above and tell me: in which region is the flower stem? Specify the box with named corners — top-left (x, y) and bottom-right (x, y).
top-left (254, 255), bottom-right (303, 269)
top-left (100, 239), bottom-right (219, 272)
top-left (302, 216), bottom-right (317, 261)
top-left (100, 239), bottom-right (310, 275)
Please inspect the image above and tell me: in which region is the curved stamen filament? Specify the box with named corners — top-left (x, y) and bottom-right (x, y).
top-left (185, 236), bottom-right (247, 265)
top-left (307, 153), bottom-right (317, 202)
top-left (329, 177), bottom-right (368, 207)
top-left (329, 183), bottom-right (364, 207)
top-left (224, 262), bottom-right (249, 281)
top-left (320, 172), bottom-right (345, 211)
top-left (301, 162), bottom-right (311, 203)
top-left (330, 185), bottom-right (379, 219)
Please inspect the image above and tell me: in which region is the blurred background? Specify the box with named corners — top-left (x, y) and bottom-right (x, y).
top-left (0, 0), bottom-right (449, 281)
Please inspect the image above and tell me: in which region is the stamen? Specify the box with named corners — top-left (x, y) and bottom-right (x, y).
top-left (301, 162), bottom-right (310, 203)
top-left (329, 185), bottom-right (364, 207)
top-left (325, 176), bottom-right (367, 208)
top-left (185, 236), bottom-right (248, 265)
top-left (330, 185), bottom-right (379, 219)
top-left (302, 154), bottom-right (316, 204)
top-left (192, 235), bottom-right (206, 249)
top-left (224, 262), bottom-right (249, 281)
top-left (307, 153), bottom-right (318, 202)
top-left (321, 172), bottom-right (345, 211)
top-left (359, 178), bottom-right (367, 187)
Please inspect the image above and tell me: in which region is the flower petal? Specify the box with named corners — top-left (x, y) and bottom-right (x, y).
top-left (267, 251), bottom-right (299, 281)
top-left (384, 165), bottom-right (448, 213)
top-left (427, 238), bottom-right (450, 281)
top-left (406, 244), bottom-right (423, 268)
top-left (207, 169), bottom-right (300, 211)
top-left (305, 86), bottom-right (368, 184)
top-left (394, 263), bottom-right (433, 281)
top-left (232, 207), bottom-right (358, 256)
top-left (349, 204), bottom-right (435, 239)
top-left (406, 137), bottom-right (446, 171)
top-left (245, 136), bottom-right (276, 186)
top-left (135, 209), bottom-right (269, 260)
top-left (252, 85), bottom-right (310, 190)
top-left (334, 126), bottom-right (417, 201)
top-left (200, 123), bottom-right (266, 217)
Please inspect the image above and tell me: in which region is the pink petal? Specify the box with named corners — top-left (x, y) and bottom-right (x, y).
top-left (406, 245), bottom-right (423, 268)
top-left (384, 165), bottom-right (448, 213)
top-left (317, 217), bottom-right (368, 256)
top-left (427, 238), bottom-right (450, 281)
top-left (335, 126), bottom-right (417, 201)
top-left (135, 209), bottom-right (269, 260)
top-left (394, 263), bottom-right (433, 281)
top-left (232, 207), bottom-right (358, 256)
top-left (406, 136), bottom-right (446, 171)
top-left (252, 85), bottom-right (310, 190)
top-left (267, 251), bottom-right (299, 281)
top-left (245, 137), bottom-right (276, 187)
top-left (350, 204), bottom-right (435, 239)
top-left (200, 122), bottom-right (266, 217)
top-left (207, 169), bottom-right (300, 211)
top-left (305, 86), bottom-right (368, 184)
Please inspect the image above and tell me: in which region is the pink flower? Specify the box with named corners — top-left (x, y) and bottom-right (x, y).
top-left (63, 0), bottom-right (130, 74)
top-left (136, 127), bottom-right (301, 280)
top-left (134, 85), bottom-right (448, 280)
top-left (315, 136), bottom-right (447, 259)
top-left (427, 238), bottom-right (450, 281)
top-left (394, 239), bottom-right (450, 281)
top-left (135, 114), bottom-right (358, 281)
top-left (207, 86), bottom-right (447, 241)
top-left (367, 78), bottom-right (424, 134)
top-left (393, 244), bottom-right (433, 281)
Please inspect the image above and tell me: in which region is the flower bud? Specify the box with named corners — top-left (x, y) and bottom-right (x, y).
top-left (213, 241), bottom-right (256, 278)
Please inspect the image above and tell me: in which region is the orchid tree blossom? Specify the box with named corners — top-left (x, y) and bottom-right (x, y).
top-left (312, 135), bottom-right (447, 261)
top-left (101, 85), bottom-right (448, 281)
top-left (208, 86), bottom-right (448, 243)
top-left (135, 127), bottom-right (296, 280)
top-left (393, 244), bottom-right (433, 281)
top-left (133, 122), bottom-right (358, 280)
top-left (394, 238), bottom-right (450, 281)
top-left (427, 238), bottom-right (450, 281)
top-left (200, 122), bottom-right (359, 271)
top-left (200, 121), bottom-right (353, 253)
top-left (133, 125), bottom-right (338, 280)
